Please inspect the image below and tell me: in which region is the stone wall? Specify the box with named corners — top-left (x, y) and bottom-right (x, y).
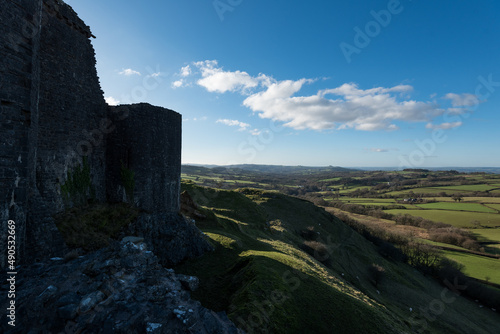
top-left (107, 104), bottom-right (181, 214)
top-left (24, 0), bottom-right (108, 260)
top-left (36, 0), bottom-right (107, 214)
top-left (0, 0), bottom-right (41, 268)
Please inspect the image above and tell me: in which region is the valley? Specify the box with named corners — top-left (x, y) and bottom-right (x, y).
top-left (177, 165), bottom-right (500, 333)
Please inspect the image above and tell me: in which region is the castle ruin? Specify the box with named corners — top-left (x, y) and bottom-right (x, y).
top-left (1, 0), bottom-right (205, 269)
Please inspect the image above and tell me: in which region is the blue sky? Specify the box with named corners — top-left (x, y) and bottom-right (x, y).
top-left (68, 0), bottom-right (500, 168)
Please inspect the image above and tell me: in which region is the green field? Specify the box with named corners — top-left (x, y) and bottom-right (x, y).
top-left (330, 186), bottom-right (373, 194)
top-left (339, 198), bottom-right (398, 204)
top-left (473, 228), bottom-right (500, 243)
top-left (419, 239), bottom-right (469, 251)
top-left (484, 204), bottom-right (500, 211)
top-left (385, 209), bottom-right (500, 228)
top-left (387, 185), bottom-right (499, 197)
top-left (319, 177), bottom-right (341, 182)
top-left (430, 185), bottom-right (498, 192)
top-left (441, 250), bottom-right (500, 284)
top-left (386, 188), bottom-right (451, 196)
top-left (460, 197), bottom-right (500, 204)
top-left (416, 202), bottom-right (497, 213)
top-left (420, 197), bottom-right (500, 204)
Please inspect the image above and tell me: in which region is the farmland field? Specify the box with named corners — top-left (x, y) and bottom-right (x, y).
top-left (420, 197), bottom-right (500, 203)
top-left (419, 239), bottom-right (468, 251)
top-left (385, 188), bottom-right (459, 196)
top-left (430, 185), bottom-right (499, 192)
top-left (385, 209), bottom-right (500, 228)
top-left (441, 250), bottom-right (500, 285)
top-left (473, 228), bottom-right (500, 244)
top-left (484, 204), bottom-right (500, 211)
top-left (416, 202), bottom-right (497, 213)
top-left (458, 197), bottom-right (500, 204)
top-left (319, 177), bottom-right (341, 182)
top-left (338, 198), bottom-right (398, 203)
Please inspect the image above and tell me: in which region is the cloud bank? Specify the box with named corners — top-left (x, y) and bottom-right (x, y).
top-left (176, 60), bottom-right (480, 132)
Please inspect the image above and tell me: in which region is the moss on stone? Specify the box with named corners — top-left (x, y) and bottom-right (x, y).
top-left (54, 203), bottom-right (139, 251)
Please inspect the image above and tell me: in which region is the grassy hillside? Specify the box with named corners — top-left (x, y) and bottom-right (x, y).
top-left (175, 182), bottom-right (500, 334)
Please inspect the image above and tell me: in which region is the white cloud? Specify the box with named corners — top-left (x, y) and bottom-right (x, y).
top-left (172, 79), bottom-right (185, 88)
top-left (180, 65), bottom-right (191, 77)
top-left (181, 60), bottom-right (478, 132)
top-left (105, 96), bottom-right (120, 106)
top-left (370, 148), bottom-right (389, 153)
top-left (119, 68), bottom-right (141, 76)
top-left (321, 83), bottom-right (413, 97)
top-left (425, 122), bottom-right (462, 130)
top-left (149, 72), bottom-right (161, 78)
top-left (216, 119), bottom-right (250, 131)
top-left (243, 81), bottom-right (442, 131)
top-left (444, 93), bottom-right (479, 107)
top-left (194, 60), bottom-right (270, 94)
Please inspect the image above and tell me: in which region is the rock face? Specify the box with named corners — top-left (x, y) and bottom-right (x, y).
top-left (0, 240), bottom-right (242, 334)
top-left (0, 0), bottom-right (207, 269)
top-left (181, 190), bottom-right (207, 220)
top-left (125, 212), bottom-right (213, 267)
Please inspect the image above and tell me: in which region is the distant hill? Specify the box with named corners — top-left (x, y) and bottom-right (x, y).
top-left (183, 164), bottom-right (357, 175)
top-left (184, 164), bottom-right (500, 175)
top-left (357, 167), bottom-right (500, 174)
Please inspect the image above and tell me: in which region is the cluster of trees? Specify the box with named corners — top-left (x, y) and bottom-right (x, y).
top-left (394, 214), bottom-right (481, 250)
top-left (302, 198), bottom-right (483, 252)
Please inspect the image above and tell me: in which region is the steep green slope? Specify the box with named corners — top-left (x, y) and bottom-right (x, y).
top-left (176, 182), bottom-right (500, 334)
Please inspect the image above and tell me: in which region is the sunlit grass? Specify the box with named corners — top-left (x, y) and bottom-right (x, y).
top-left (416, 202), bottom-right (496, 213)
top-left (385, 209), bottom-right (500, 228)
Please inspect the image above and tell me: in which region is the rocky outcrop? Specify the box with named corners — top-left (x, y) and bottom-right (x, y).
top-left (125, 213), bottom-right (213, 267)
top-left (0, 240), bottom-right (242, 333)
top-left (181, 191), bottom-right (207, 220)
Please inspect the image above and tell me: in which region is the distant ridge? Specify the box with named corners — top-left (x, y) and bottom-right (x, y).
top-left (357, 167), bottom-right (500, 174)
top-left (183, 164), bottom-right (500, 174)
top-left (182, 164), bottom-right (357, 174)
